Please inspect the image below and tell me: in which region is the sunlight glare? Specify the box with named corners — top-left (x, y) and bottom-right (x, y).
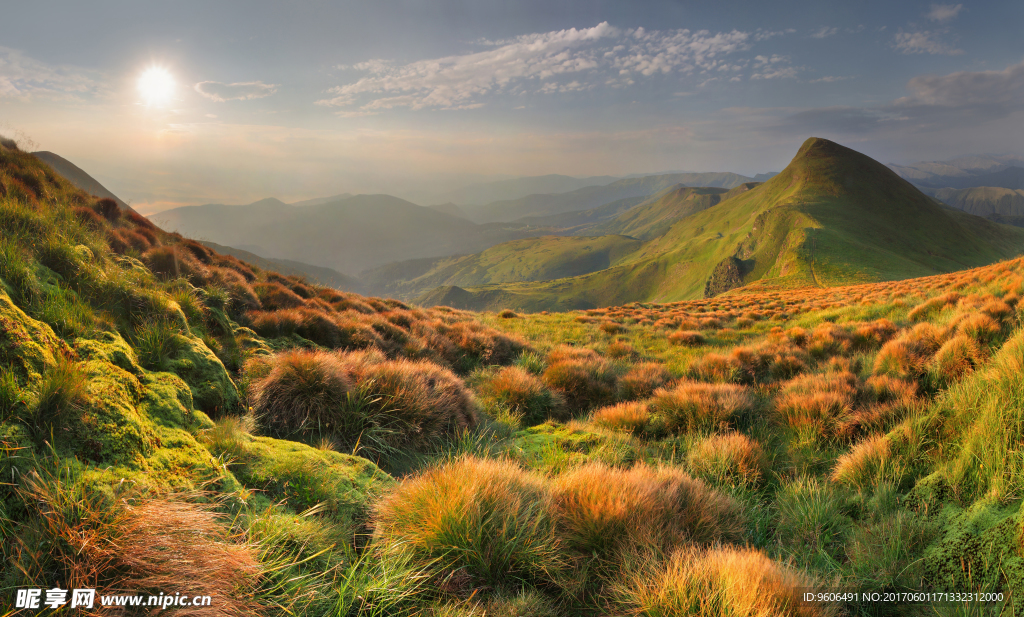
top-left (137, 66), bottom-right (175, 106)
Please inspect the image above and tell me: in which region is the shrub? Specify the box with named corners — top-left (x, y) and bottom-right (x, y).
top-left (619, 362), bottom-right (674, 401)
top-left (649, 381), bottom-right (754, 434)
top-left (687, 432), bottom-right (768, 487)
top-left (600, 321), bottom-right (623, 335)
top-left (669, 330), bottom-right (706, 346)
top-left (477, 366), bottom-right (564, 426)
top-left (591, 402), bottom-right (654, 437)
top-left (542, 356), bottom-right (617, 414)
top-left (374, 456), bottom-right (562, 588)
top-left (615, 546), bottom-right (832, 617)
top-left (550, 463), bottom-right (743, 564)
top-left (251, 350), bottom-right (353, 435)
top-left (497, 308), bottom-right (518, 319)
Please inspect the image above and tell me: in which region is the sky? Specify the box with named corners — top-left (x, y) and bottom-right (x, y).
top-left (1, 0), bottom-right (1023, 213)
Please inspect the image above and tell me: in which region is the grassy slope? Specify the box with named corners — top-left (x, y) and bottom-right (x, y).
top-left (462, 172), bottom-right (755, 223)
top-left (428, 138), bottom-right (1024, 312)
top-left (372, 235), bottom-right (642, 300)
top-left (11, 137), bottom-right (1024, 614)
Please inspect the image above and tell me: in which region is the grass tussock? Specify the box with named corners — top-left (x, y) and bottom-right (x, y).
top-left (476, 366), bottom-right (565, 426)
top-left (615, 546), bottom-right (832, 617)
top-left (542, 347), bottom-right (618, 414)
top-left (374, 456), bottom-right (561, 589)
top-left (687, 432), bottom-right (769, 487)
top-left (649, 381), bottom-right (755, 434)
top-left (591, 401), bottom-right (653, 436)
top-left (618, 362), bottom-right (674, 401)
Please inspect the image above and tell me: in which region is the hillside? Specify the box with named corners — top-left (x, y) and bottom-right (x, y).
top-left (934, 186), bottom-right (1024, 224)
top-left (889, 155), bottom-right (1024, 189)
top-left (152, 194), bottom-right (561, 275)
top-left (365, 234), bottom-right (643, 299)
top-left (462, 172), bottom-right (755, 223)
top-left (32, 150), bottom-right (133, 212)
top-left (8, 136), bottom-right (1024, 614)
top-left (199, 241), bottom-right (365, 293)
top-left (420, 138), bottom-right (1024, 311)
top-left (594, 183), bottom-right (760, 241)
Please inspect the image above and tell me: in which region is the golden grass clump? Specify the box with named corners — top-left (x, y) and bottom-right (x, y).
top-left (542, 348), bottom-right (617, 413)
top-left (550, 462), bottom-right (743, 562)
top-left (477, 365), bottom-right (564, 425)
top-left (374, 456), bottom-right (562, 588)
top-left (929, 333), bottom-right (983, 386)
top-left (687, 432), bottom-right (769, 486)
top-left (649, 381), bottom-right (754, 434)
top-left (775, 371), bottom-right (858, 434)
top-left (670, 330), bottom-right (706, 346)
top-left (872, 323), bottom-right (947, 381)
top-left (831, 433), bottom-right (892, 489)
top-left (619, 362), bottom-right (674, 400)
top-left (250, 349), bottom-right (352, 434)
top-left (590, 401), bottom-right (653, 436)
top-left (955, 312), bottom-right (1002, 344)
top-left (605, 340), bottom-right (635, 359)
top-left (616, 546), bottom-right (832, 617)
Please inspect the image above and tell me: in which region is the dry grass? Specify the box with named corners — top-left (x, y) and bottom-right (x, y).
top-left (669, 330), bottom-right (706, 346)
top-left (616, 546), bottom-right (833, 617)
top-left (619, 362), bottom-right (674, 401)
top-left (13, 471), bottom-right (263, 616)
top-left (550, 462), bottom-right (743, 562)
top-left (831, 433), bottom-right (892, 489)
top-left (590, 401), bottom-right (653, 436)
top-left (374, 456), bottom-right (562, 588)
top-left (250, 350), bottom-right (352, 434)
top-left (649, 381), bottom-right (754, 434)
top-left (687, 432), bottom-right (769, 486)
top-left (476, 366), bottom-right (564, 425)
top-left (542, 349), bottom-right (617, 414)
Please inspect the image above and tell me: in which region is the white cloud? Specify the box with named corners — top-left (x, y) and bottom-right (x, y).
top-left (809, 75), bottom-right (853, 83)
top-left (899, 59), bottom-right (1024, 108)
top-left (927, 4), bottom-right (964, 22)
top-left (894, 30), bottom-right (963, 55)
top-left (194, 80), bottom-right (278, 102)
top-left (319, 22), bottom-right (781, 112)
top-left (0, 46), bottom-right (99, 100)
top-left (810, 26), bottom-right (838, 39)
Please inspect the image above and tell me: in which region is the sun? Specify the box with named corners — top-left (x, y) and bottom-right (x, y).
top-left (137, 66), bottom-right (175, 106)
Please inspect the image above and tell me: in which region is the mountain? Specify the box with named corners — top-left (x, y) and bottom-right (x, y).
top-left (437, 174), bottom-right (621, 205)
top-left (32, 151), bottom-right (133, 212)
top-left (290, 193), bottom-right (353, 207)
top-left (364, 234), bottom-right (643, 299)
top-left (418, 138), bottom-right (1024, 311)
top-left (199, 241), bottom-right (365, 293)
top-left (461, 172), bottom-right (755, 223)
top-left (888, 155), bottom-right (1024, 189)
top-left (152, 194), bottom-right (559, 275)
top-left (593, 184), bottom-right (760, 241)
top-left (934, 187), bottom-right (1024, 227)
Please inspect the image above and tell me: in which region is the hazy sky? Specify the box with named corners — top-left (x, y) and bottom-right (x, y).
top-left (2, 0), bottom-right (1023, 213)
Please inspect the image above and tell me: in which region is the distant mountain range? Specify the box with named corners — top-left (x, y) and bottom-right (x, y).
top-left (459, 172), bottom-right (757, 223)
top-left (888, 155), bottom-right (1024, 189)
top-left (412, 138), bottom-right (1024, 311)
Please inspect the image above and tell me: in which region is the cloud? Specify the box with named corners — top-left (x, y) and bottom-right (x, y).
top-left (810, 26), bottom-right (838, 39)
top-left (899, 60), bottom-right (1024, 108)
top-left (194, 80), bottom-right (278, 102)
top-left (0, 46), bottom-right (99, 100)
top-left (893, 30), bottom-right (963, 55)
top-left (927, 4), bottom-right (964, 22)
top-left (318, 22), bottom-right (786, 112)
top-left (809, 75), bottom-right (853, 83)
top-left (772, 60), bottom-right (1024, 136)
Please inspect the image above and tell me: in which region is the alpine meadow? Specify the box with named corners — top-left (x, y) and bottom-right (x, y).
top-left (4, 2), bottom-right (1024, 616)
